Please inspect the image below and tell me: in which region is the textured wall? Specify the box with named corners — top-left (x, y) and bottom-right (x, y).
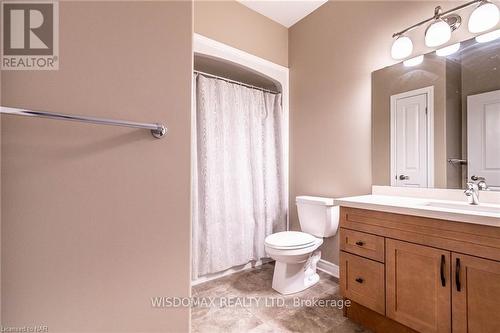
top-left (1, 2), bottom-right (192, 331)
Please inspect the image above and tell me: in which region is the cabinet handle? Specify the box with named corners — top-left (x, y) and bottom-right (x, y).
top-left (355, 277), bottom-right (364, 284)
top-left (440, 255), bottom-right (446, 287)
top-left (355, 241), bottom-right (365, 246)
top-left (455, 258), bottom-right (461, 292)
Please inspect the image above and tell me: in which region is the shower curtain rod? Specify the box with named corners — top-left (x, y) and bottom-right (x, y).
top-left (0, 106), bottom-right (167, 138)
top-left (194, 70), bottom-right (280, 95)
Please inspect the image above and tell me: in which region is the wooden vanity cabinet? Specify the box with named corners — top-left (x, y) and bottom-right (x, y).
top-left (340, 251), bottom-right (385, 315)
top-left (386, 239), bottom-right (451, 333)
top-left (452, 253), bottom-right (500, 333)
top-left (340, 228), bottom-right (385, 262)
top-left (339, 207), bottom-right (500, 333)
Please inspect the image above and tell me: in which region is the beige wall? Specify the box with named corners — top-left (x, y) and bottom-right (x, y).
top-left (194, 0), bottom-right (288, 67)
top-left (289, 1), bottom-right (453, 264)
top-left (1, 2), bottom-right (192, 332)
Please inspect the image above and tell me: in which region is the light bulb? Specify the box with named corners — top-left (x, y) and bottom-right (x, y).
top-left (468, 2), bottom-right (500, 33)
top-left (404, 55), bottom-right (424, 67)
top-left (475, 28), bottom-right (500, 43)
top-left (436, 43), bottom-right (461, 56)
top-left (391, 36), bottom-right (414, 59)
top-left (425, 20), bottom-right (452, 47)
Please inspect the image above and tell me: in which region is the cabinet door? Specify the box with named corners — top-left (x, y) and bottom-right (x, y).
top-left (452, 253), bottom-right (500, 333)
top-left (386, 239), bottom-right (451, 333)
top-left (340, 251), bottom-right (385, 315)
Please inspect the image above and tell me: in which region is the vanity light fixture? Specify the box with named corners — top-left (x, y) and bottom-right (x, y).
top-left (425, 7), bottom-right (458, 47)
top-left (475, 28), bottom-right (500, 42)
top-left (425, 18), bottom-right (452, 47)
top-left (391, 0), bottom-right (499, 60)
top-left (391, 36), bottom-right (414, 59)
top-left (436, 43), bottom-right (461, 56)
top-left (403, 55), bottom-right (424, 67)
top-left (468, 1), bottom-right (500, 33)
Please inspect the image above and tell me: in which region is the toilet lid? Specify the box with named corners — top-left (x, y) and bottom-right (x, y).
top-left (265, 231), bottom-right (317, 249)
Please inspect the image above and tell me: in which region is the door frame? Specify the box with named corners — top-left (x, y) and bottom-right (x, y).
top-left (390, 86), bottom-right (434, 187)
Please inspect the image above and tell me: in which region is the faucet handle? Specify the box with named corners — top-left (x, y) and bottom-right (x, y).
top-left (478, 180), bottom-right (489, 191)
top-left (465, 181), bottom-right (478, 192)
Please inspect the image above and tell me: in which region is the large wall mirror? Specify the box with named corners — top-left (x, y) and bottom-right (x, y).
top-left (372, 35), bottom-right (500, 191)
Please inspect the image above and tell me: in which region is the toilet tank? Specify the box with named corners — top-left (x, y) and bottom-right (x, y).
top-left (296, 196), bottom-right (339, 238)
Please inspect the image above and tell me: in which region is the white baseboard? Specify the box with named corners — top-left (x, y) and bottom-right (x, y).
top-left (317, 259), bottom-right (339, 278)
top-left (192, 258), bottom-right (338, 286)
top-left (191, 258), bottom-right (273, 286)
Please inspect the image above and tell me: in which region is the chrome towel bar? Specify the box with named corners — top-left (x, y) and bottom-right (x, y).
top-left (0, 106), bottom-right (167, 138)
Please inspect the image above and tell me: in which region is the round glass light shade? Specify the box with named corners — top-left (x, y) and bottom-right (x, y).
top-left (468, 2), bottom-right (500, 33)
top-left (425, 20), bottom-right (452, 47)
top-left (403, 55), bottom-right (424, 67)
top-left (436, 43), bottom-right (461, 56)
top-left (391, 36), bottom-right (413, 59)
top-left (475, 29), bottom-right (500, 43)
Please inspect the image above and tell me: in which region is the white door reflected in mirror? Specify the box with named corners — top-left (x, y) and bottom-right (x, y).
top-left (468, 90), bottom-right (500, 191)
top-left (391, 87), bottom-right (433, 188)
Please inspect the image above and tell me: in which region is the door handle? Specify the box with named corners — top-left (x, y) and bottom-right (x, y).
top-left (455, 257), bottom-right (461, 292)
top-left (355, 277), bottom-right (364, 284)
top-left (399, 175), bottom-right (410, 180)
top-left (440, 255), bottom-right (446, 287)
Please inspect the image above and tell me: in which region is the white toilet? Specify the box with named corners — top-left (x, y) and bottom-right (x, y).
top-left (265, 196), bottom-right (339, 294)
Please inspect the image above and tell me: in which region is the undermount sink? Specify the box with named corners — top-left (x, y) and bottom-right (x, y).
top-left (422, 201), bottom-right (500, 214)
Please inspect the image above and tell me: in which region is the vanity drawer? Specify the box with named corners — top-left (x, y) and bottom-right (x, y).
top-left (340, 228), bottom-right (385, 262)
top-left (340, 251), bottom-right (385, 315)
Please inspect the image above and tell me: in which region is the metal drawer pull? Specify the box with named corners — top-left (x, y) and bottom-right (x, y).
top-left (455, 258), bottom-right (461, 292)
top-left (355, 241), bottom-right (365, 246)
top-left (355, 277), bottom-right (364, 284)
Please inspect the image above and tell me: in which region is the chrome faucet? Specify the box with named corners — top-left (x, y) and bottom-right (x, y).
top-left (465, 176), bottom-right (489, 205)
top-left (464, 182), bottom-right (480, 205)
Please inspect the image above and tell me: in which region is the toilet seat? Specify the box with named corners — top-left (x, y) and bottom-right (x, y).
top-left (265, 231), bottom-right (317, 250)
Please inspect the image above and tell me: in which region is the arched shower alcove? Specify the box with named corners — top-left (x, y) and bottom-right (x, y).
top-left (191, 34), bottom-right (290, 285)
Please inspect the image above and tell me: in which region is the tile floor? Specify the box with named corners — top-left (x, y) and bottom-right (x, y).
top-left (191, 263), bottom-right (370, 333)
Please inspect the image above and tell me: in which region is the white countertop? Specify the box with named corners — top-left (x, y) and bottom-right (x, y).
top-left (335, 194), bottom-right (500, 228)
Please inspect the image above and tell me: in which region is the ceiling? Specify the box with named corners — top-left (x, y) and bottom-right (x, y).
top-left (237, 0), bottom-right (328, 28)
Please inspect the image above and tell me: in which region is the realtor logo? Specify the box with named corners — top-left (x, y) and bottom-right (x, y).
top-left (1, 1), bottom-right (59, 70)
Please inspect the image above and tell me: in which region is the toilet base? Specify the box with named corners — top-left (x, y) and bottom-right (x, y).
top-left (271, 257), bottom-right (320, 295)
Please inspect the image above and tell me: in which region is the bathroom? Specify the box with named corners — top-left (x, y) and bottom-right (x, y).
top-left (1, 0), bottom-right (500, 332)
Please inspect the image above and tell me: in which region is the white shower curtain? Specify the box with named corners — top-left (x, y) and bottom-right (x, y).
top-left (192, 74), bottom-right (286, 278)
